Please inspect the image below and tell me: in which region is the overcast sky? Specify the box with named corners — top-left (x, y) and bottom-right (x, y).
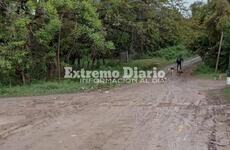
top-left (184, 0), bottom-right (207, 8)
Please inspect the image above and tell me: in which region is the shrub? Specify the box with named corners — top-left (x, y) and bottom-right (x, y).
top-left (155, 45), bottom-right (192, 60)
top-left (194, 63), bottom-right (215, 74)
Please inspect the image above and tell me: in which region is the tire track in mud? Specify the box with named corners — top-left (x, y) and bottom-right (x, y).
top-left (206, 94), bottom-right (230, 150)
top-left (208, 124), bottom-right (217, 150)
top-left (0, 96), bottom-right (96, 141)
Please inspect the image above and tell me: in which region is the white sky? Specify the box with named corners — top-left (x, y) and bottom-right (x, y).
top-left (184, 0), bottom-right (207, 8)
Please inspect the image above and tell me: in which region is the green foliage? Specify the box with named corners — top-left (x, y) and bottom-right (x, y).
top-left (98, 0), bottom-right (188, 56)
top-left (79, 0), bottom-right (102, 29)
top-left (189, 0), bottom-right (230, 71)
top-left (0, 80), bottom-right (118, 97)
top-left (194, 64), bottom-right (215, 74)
top-left (127, 58), bottom-right (169, 70)
top-left (0, 0), bottom-right (193, 87)
top-left (223, 87), bottom-right (230, 101)
top-left (154, 45), bottom-right (192, 61)
top-left (193, 63), bottom-right (226, 80)
top-left (0, 57), bottom-right (171, 97)
top-left (100, 58), bottom-right (169, 71)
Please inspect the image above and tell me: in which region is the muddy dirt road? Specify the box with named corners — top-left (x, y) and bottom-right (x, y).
top-left (0, 65), bottom-right (230, 150)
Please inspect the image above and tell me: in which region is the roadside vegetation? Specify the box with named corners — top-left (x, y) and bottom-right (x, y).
top-left (1, 0), bottom-right (192, 87)
top-left (0, 0), bottom-right (230, 97)
top-left (0, 55), bottom-right (174, 97)
top-left (0, 80), bottom-right (122, 97)
top-left (154, 45), bottom-right (193, 61)
top-left (193, 63), bottom-right (226, 80)
top-left (209, 87), bottom-right (230, 104)
top-left (0, 45), bottom-right (193, 97)
top-left (223, 87), bottom-right (230, 102)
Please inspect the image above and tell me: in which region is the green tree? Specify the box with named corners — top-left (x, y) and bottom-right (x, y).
top-left (190, 0), bottom-right (230, 71)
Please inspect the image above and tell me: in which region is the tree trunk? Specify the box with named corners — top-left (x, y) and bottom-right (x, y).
top-left (228, 53), bottom-right (230, 77)
top-left (47, 62), bottom-right (56, 80)
top-left (57, 14), bottom-right (63, 81)
top-left (215, 31), bottom-right (224, 73)
top-left (21, 70), bottom-right (26, 85)
top-left (92, 56), bottom-right (96, 68)
top-left (77, 57), bottom-right (81, 69)
top-left (227, 52), bottom-right (230, 85)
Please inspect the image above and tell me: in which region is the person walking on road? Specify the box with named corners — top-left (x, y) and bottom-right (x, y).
top-left (176, 56), bottom-right (184, 72)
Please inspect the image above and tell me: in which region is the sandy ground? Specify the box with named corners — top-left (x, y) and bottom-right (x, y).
top-left (0, 63), bottom-right (230, 150)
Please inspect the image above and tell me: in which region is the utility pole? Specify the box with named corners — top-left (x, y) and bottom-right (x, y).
top-left (227, 53), bottom-right (230, 85)
top-left (215, 31), bottom-right (224, 73)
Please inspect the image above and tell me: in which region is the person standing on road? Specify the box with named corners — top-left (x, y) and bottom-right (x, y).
top-left (176, 56), bottom-right (184, 72)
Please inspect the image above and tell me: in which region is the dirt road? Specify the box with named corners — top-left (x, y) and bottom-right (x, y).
top-left (0, 64), bottom-right (230, 150)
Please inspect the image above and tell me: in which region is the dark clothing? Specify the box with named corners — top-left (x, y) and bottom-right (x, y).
top-left (177, 63), bottom-right (182, 71)
top-left (176, 58), bottom-right (184, 71)
top-left (228, 54), bottom-right (230, 77)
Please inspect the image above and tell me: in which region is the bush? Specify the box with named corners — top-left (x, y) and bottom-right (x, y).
top-left (97, 58), bottom-right (170, 71)
top-left (127, 58), bottom-right (169, 70)
top-left (194, 63), bottom-right (215, 74)
top-left (193, 63), bottom-right (226, 80)
top-left (155, 45), bottom-right (192, 60)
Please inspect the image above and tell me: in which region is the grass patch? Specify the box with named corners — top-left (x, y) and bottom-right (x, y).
top-left (193, 63), bottom-right (226, 80)
top-left (223, 86), bottom-right (230, 102)
top-left (127, 58), bottom-right (170, 70)
top-left (0, 80), bottom-right (118, 97)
